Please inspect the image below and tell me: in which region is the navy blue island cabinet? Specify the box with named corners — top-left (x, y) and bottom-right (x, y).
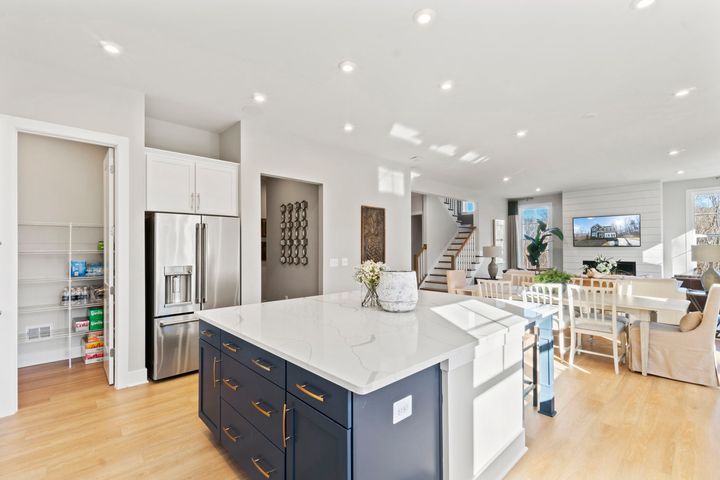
top-left (198, 321), bottom-right (442, 480)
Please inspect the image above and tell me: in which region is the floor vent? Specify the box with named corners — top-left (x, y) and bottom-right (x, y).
top-left (26, 324), bottom-right (52, 341)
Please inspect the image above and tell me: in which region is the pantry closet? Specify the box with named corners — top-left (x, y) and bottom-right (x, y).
top-left (17, 133), bottom-right (112, 379)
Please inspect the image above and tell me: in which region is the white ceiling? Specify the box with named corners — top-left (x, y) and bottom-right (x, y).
top-left (1, 0), bottom-right (719, 197)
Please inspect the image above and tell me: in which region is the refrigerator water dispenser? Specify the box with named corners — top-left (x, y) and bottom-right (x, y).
top-left (164, 265), bottom-right (192, 307)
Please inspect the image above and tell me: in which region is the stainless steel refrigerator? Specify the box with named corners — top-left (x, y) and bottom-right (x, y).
top-left (145, 212), bottom-right (240, 380)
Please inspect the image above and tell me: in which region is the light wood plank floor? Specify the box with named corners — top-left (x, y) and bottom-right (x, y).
top-left (1, 343), bottom-right (718, 480)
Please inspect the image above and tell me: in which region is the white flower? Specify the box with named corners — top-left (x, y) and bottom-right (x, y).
top-left (353, 260), bottom-right (388, 289)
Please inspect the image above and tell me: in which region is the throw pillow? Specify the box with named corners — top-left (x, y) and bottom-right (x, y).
top-left (679, 311), bottom-right (703, 332)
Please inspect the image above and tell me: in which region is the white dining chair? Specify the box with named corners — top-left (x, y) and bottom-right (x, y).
top-left (567, 284), bottom-right (628, 374)
top-left (506, 271), bottom-right (535, 288)
top-left (523, 283), bottom-right (569, 361)
top-left (447, 270), bottom-right (469, 295)
top-left (476, 279), bottom-right (512, 300)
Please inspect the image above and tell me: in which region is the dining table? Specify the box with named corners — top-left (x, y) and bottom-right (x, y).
top-left (457, 285), bottom-right (691, 377)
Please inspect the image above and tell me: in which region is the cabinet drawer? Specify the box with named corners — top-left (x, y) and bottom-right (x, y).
top-left (199, 321), bottom-right (221, 349)
top-left (220, 400), bottom-right (285, 480)
top-left (241, 341), bottom-right (286, 388)
top-left (222, 354), bottom-right (286, 449)
top-left (287, 364), bottom-right (352, 428)
top-left (220, 331), bottom-right (247, 364)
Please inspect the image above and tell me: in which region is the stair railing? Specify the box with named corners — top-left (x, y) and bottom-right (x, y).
top-left (442, 196), bottom-right (461, 220)
top-left (451, 227), bottom-right (477, 272)
top-left (413, 243), bottom-right (428, 286)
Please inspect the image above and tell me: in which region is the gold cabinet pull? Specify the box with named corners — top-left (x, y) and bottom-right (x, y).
top-left (222, 378), bottom-right (239, 391)
top-left (295, 383), bottom-right (325, 403)
top-left (222, 342), bottom-right (238, 353)
top-left (282, 403), bottom-right (288, 449)
top-left (200, 329), bottom-right (214, 338)
top-left (251, 400), bottom-right (273, 418)
top-left (252, 358), bottom-right (273, 372)
top-left (222, 426), bottom-right (240, 443)
top-left (212, 357), bottom-right (221, 387)
top-left (251, 457), bottom-right (275, 479)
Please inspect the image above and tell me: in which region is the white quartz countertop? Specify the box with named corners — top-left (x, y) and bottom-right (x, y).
top-left (197, 290), bottom-right (528, 395)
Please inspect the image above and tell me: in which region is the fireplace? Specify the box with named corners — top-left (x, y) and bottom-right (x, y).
top-left (583, 260), bottom-right (637, 276)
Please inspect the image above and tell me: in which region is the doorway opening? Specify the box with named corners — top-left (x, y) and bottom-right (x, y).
top-left (16, 133), bottom-right (116, 399)
top-left (260, 175), bottom-right (322, 302)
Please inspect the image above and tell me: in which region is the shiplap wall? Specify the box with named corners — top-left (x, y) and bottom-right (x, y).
top-left (562, 182), bottom-right (663, 277)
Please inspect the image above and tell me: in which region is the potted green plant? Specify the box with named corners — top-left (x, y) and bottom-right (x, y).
top-left (525, 221), bottom-right (563, 271)
top-left (534, 268), bottom-right (573, 285)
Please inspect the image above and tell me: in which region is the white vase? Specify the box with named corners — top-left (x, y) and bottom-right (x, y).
top-left (377, 271), bottom-right (418, 313)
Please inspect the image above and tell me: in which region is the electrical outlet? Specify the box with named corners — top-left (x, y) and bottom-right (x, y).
top-left (393, 395), bottom-right (412, 424)
top-left (329, 258), bottom-right (339, 267)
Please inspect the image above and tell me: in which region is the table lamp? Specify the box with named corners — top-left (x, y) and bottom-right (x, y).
top-left (691, 244), bottom-right (720, 291)
top-left (482, 246), bottom-right (503, 280)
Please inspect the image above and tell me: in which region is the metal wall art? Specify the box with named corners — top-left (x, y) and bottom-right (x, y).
top-left (280, 200), bottom-right (309, 266)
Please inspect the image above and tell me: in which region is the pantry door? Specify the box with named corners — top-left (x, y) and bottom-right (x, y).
top-left (103, 148), bottom-right (115, 385)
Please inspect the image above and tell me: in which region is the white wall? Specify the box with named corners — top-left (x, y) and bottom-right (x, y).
top-left (563, 182), bottom-right (663, 276)
top-left (0, 57), bottom-right (147, 383)
top-left (241, 123), bottom-right (411, 304)
top-left (145, 117), bottom-right (220, 159)
top-left (422, 195), bottom-right (460, 271)
top-left (518, 193), bottom-right (564, 270)
top-left (473, 194), bottom-right (509, 275)
top-left (663, 176), bottom-right (720, 276)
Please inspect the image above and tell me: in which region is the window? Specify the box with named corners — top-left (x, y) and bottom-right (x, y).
top-left (688, 188), bottom-right (720, 271)
top-left (519, 203), bottom-right (552, 269)
top-left (461, 201), bottom-right (475, 214)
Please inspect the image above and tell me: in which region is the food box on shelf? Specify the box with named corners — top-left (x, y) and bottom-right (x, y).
top-left (88, 307), bottom-right (104, 331)
top-left (84, 352), bottom-right (104, 364)
top-left (86, 331), bottom-right (104, 343)
top-left (73, 319), bottom-right (89, 332)
top-left (70, 260), bottom-right (87, 277)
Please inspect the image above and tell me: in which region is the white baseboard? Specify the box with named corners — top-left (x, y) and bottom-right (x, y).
top-left (115, 368), bottom-right (148, 389)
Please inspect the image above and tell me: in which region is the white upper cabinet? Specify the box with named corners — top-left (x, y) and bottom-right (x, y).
top-left (195, 158), bottom-right (238, 217)
top-left (146, 148), bottom-right (239, 216)
top-left (146, 150), bottom-right (196, 214)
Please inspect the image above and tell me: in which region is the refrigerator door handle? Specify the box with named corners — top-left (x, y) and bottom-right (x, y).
top-left (202, 222), bottom-right (208, 304)
top-left (195, 223), bottom-right (201, 304)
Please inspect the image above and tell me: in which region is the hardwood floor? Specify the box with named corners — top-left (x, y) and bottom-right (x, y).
top-left (1, 344), bottom-right (718, 480)
top-left (1, 359), bottom-right (246, 479)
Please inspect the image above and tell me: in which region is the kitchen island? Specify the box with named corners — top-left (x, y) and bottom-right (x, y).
top-left (197, 290), bottom-right (532, 480)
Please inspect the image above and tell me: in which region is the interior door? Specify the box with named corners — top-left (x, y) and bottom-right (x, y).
top-left (103, 148), bottom-right (115, 385)
top-left (201, 216), bottom-right (240, 309)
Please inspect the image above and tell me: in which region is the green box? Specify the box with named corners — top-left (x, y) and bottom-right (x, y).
top-left (89, 307), bottom-right (104, 331)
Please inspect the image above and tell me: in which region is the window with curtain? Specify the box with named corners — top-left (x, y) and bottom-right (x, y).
top-left (519, 203), bottom-right (552, 269)
top-left (689, 189), bottom-right (720, 270)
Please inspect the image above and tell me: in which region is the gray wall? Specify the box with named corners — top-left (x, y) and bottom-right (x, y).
top-left (261, 176), bottom-right (320, 301)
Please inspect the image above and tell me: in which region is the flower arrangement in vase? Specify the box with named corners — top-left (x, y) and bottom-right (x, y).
top-left (582, 254), bottom-right (618, 277)
top-left (353, 260), bottom-right (387, 308)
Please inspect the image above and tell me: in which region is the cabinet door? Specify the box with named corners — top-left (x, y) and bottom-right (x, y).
top-left (199, 340), bottom-right (221, 439)
top-left (287, 395), bottom-right (351, 480)
top-left (146, 151), bottom-right (196, 213)
top-left (195, 158), bottom-right (238, 216)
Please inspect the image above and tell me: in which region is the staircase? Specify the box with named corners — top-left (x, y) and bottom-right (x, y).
top-left (419, 197), bottom-right (481, 292)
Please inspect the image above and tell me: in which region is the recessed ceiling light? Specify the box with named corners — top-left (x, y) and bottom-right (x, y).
top-left (503, 177), bottom-right (510, 182)
top-left (535, 187), bottom-right (542, 192)
top-left (440, 80), bottom-right (454, 91)
top-left (668, 149), bottom-right (682, 156)
top-left (631, 0), bottom-right (656, 10)
top-left (338, 60), bottom-right (357, 74)
top-left (100, 40), bottom-right (122, 55)
top-left (516, 129), bottom-right (528, 138)
top-left (343, 123), bottom-right (354, 132)
top-left (414, 9), bottom-right (436, 25)
top-left (252, 92), bottom-right (267, 104)
top-left (677, 170), bottom-right (685, 175)
top-left (674, 87), bottom-right (696, 98)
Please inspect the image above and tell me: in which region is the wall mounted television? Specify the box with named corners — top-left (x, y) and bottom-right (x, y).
top-left (572, 214), bottom-right (641, 247)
